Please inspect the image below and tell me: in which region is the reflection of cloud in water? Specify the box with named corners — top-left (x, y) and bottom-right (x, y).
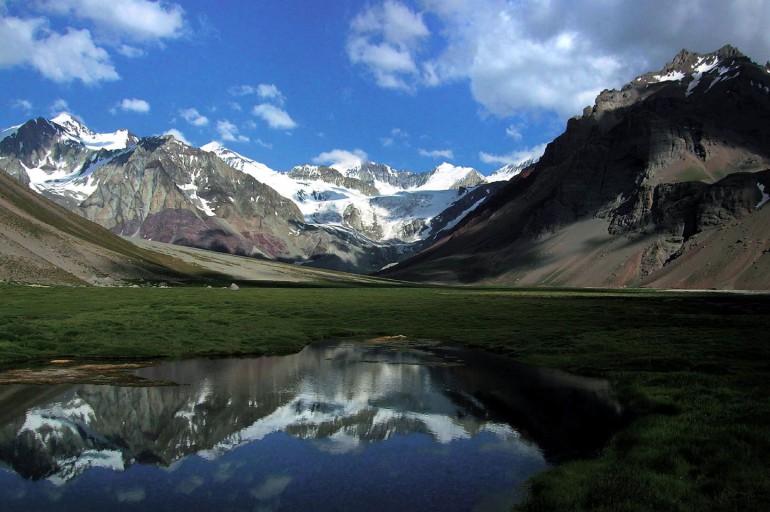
top-left (175, 475), bottom-right (205, 495)
top-left (116, 487), bottom-right (146, 503)
top-left (251, 474), bottom-right (292, 501)
top-left (312, 430), bottom-right (363, 454)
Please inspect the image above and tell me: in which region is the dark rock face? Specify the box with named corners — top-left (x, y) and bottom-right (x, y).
top-left (347, 162), bottom-right (425, 189)
top-left (382, 46), bottom-right (770, 288)
top-left (288, 165), bottom-right (379, 196)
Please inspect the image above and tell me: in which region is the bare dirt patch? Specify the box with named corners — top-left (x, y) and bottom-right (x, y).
top-left (0, 361), bottom-right (174, 386)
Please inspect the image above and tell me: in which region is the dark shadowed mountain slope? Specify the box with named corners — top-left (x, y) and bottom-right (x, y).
top-left (380, 46), bottom-right (770, 289)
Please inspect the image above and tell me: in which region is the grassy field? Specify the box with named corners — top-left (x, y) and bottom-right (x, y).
top-left (0, 283), bottom-right (768, 510)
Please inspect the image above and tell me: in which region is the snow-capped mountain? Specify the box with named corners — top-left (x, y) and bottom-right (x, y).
top-left (204, 142), bottom-right (500, 246)
top-left (0, 116), bottom-right (505, 273)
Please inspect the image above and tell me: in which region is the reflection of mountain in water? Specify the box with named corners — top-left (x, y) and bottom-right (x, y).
top-left (0, 341), bottom-right (624, 484)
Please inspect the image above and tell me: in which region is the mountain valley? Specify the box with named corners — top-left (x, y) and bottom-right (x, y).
top-left (1, 46), bottom-right (769, 289)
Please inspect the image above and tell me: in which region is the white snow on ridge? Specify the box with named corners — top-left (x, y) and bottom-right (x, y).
top-left (686, 56), bottom-right (719, 97)
top-left (51, 112), bottom-right (132, 151)
top-left (0, 124), bottom-right (21, 142)
top-left (651, 70), bottom-right (685, 83)
top-left (414, 162), bottom-right (477, 191)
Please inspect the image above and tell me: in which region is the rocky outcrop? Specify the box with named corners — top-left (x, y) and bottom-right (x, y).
top-left (288, 165), bottom-right (379, 195)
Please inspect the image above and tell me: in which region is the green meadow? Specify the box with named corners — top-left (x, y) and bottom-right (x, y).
top-left (0, 283), bottom-right (768, 511)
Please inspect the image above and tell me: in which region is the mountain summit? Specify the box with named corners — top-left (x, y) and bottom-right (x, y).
top-left (381, 46), bottom-right (770, 289)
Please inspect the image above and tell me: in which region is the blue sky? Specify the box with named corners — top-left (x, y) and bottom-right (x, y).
top-left (2, 1), bottom-right (770, 174)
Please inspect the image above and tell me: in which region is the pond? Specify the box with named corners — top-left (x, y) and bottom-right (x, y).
top-left (0, 339), bottom-right (625, 511)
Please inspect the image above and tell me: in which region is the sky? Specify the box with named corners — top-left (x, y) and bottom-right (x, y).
top-left (2, 0), bottom-right (770, 174)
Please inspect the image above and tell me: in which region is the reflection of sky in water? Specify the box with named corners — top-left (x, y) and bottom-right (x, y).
top-left (1, 431), bottom-right (545, 511)
top-left (0, 341), bottom-right (621, 511)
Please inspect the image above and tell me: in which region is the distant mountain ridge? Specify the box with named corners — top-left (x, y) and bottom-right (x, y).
top-left (381, 46), bottom-right (770, 289)
top-left (1, 116), bottom-right (513, 273)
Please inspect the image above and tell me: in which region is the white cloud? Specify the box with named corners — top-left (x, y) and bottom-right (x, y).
top-left (381, 127), bottom-right (408, 147)
top-left (179, 108), bottom-right (208, 127)
top-left (228, 84), bottom-right (256, 96)
top-left (118, 97), bottom-right (150, 113)
top-left (0, 16), bottom-right (119, 84)
top-left (312, 149), bottom-right (368, 171)
top-left (419, 148), bottom-right (454, 159)
top-left (256, 84), bottom-right (285, 105)
top-left (49, 99), bottom-right (79, 118)
top-left (253, 103), bottom-right (297, 130)
top-left (351, 0), bottom-right (770, 118)
top-left (40, 0), bottom-right (185, 42)
top-left (117, 44), bottom-right (144, 58)
top-left (11, 99), bottom-right (32, 111)
top-left (505, 125), bottom-right (522, 140)
top-left (216, 119), bottom-right (249, 143)
top-left (164, 128), bottom-right (189, 145)
top-left (229, 83), bottom-right (286, 104)
top-left (347, 1), bottom-right (429, 90)
top-left (479, 143), bottom-right (548, 166)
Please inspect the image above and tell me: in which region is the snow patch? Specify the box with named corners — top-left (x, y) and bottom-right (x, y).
top-left (686, 57), bottom-right (719, 97)
top-left (51, 112), bottom-right (132, 151)
top-left (651, 70), bottom-right (685, 83)
top-left (414, 162), bottom-right (477, 191)
top-left (757, 182), bottom-right (770, 208)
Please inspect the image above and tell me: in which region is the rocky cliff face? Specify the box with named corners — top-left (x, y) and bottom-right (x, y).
top-left (381, 46), bottom-right (770, 289)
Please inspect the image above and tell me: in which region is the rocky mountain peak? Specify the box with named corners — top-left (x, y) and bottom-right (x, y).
top-left (51, 112), bottom-right (94, 137)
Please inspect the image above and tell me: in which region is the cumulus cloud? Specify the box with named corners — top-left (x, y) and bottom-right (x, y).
top-left (351, 0), bottom-right (770, 118)
top-left (117, 97), bottom-right (150, 113)
top-left (479, 143), bottom-right (548, 166)
top-left (216, 119), bottom-right (249, 143)
top-left (0, 0), bottom-right (185, 84)
top-left (0, 16), bottom-right (119, 84)
top-left (312, 149), bottom-right (368, 171)
top-left (253, 103), bottom-right (297, 130)
top-left (179, 107), bottom-right (208, 127)
top-left (347, 0), bottom-right (429, 90)
top-left (419, 148), bottom-right (454, 160)
top-left (164, 128), bottom-right (190, 145)
top-left (40, 0), bottom-right (185, 42)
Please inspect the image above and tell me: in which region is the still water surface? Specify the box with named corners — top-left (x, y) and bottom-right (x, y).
top-left (0, 340), bottom-right (623, 511)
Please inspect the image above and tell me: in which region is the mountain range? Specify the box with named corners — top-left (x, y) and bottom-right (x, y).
top-left (0, 114), bottom-right (515, 275)
top-left (1, 45), bottom-right (769, 289)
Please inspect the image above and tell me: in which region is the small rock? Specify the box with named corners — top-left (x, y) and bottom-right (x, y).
top-left (229, 283), bottom-right (239, 291)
